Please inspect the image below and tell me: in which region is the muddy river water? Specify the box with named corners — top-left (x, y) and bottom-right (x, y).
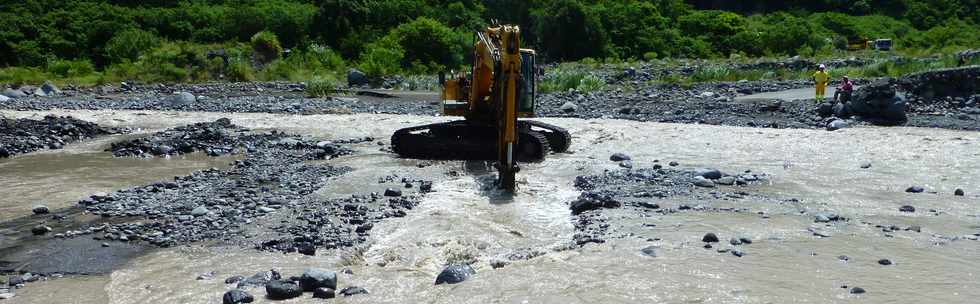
top-left (1, 109), bottom-right (978, 303)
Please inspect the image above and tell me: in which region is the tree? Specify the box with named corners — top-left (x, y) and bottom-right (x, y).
top-left (531, 0), bottom-right (608, 61)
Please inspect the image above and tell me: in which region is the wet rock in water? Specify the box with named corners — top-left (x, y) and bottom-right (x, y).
top-left (640, 246), bottom-right (658, 257)
top-left (32, 205), bottom-right (50, 215)
top-left (694, 168), bottom-right (723, 180)
top-left (739, 237), bottom-right (753, 244)
top-left (715, 176), bottom-right (736, 186)
top-left (191, 206), bottom-right (209, 216)
top-left (312, 287), bottom-right (335, 299)
top-left (295, 242), bottom-right (316, 256)
top-left (384, 188), bottom-right (402, 197)
top-left (435, 264), bottom-right (476, 285)
top-left (257, 206), bottom-right (276, 213)
top-left (731, 250), bottom-right (745, 257)
top-left (814, 211), bottom-right (842, 223)
top-left (299, 268), bottom-right (337, 291)
top-left (339, 286), bottom-right (369, 297)
top-left (899, 205), bottom-right (916, 213)
top-left (31, 225), bottom-right (52, 235)
top-left (618, 160), bottom-right (633, 169)
top-left (609, 153), bottom-right (631, 162)
top-left (222, 289), bottom-right (254, 304)
top-left (860, 162), bottom-right (872, 169)
top-left (225, 275), bottom-right (246, 284)
top-left (905, 186), bottom-right (925, 193)
top-left (0, 292), bottom-right (14, 300)
top-left (702, 233), bottom-right (719, 243)
top-left (838, 255), bottom-right (850, 261)
top-left (0, 94), bottom-right (9, 102)
top-left (850, 287), bottom-right (866, 294)
top-left (265, 280), bottom-right (302, 300)
top-left (692, 176), bottom-right (715, 188)
top-left (668, 161), bottom-right (679, 167)
top-left (569, 193), bottom-right (621, 215)
top-left (954, 188), bottom-right (965, 196)
top-left (878, 259), bottom-right (893, 266)
top-left (197, 271), bottom-right (216, 280)
top-left (826, 119), bottom-right (848, 131)
top-left (729, 238), bottom-right (743, 246)
top-left (237, 270), bottom-right (282, 289)
top-left (560, 101), bottom-right (578, 113)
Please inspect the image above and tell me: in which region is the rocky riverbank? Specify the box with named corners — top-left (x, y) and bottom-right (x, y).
top-left (0, 115), bottom-right (117, 158)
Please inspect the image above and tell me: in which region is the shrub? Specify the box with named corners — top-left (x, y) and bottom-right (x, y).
top-left (251, 31), bottom-right (283, 64)
top-left (47, 59), bottom-right (95, 78)
top-left (227, 60), bottom-right (255, 82)
top-left (357, 38), bottom-right (404, 79)
top-left (105, 29), bottom-right (161, 63)
top-left (305, 75), bottom-right (341, 97)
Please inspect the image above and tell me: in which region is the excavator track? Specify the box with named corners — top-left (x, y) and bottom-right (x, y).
top-left (391, 120), bottom-right (552, 162)
top-left (521, 120), bottom-right (571, 153)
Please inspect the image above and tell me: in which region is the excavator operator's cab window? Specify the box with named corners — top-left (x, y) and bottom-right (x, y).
top-left (518, 50), bottom-right (536, 115)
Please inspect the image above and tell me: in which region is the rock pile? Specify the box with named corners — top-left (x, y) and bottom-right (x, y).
top-left (0, 115), bottom-right (116, 158)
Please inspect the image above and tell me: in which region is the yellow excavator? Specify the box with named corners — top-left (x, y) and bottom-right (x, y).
top-left (391, 23), bottom-right (570, 190)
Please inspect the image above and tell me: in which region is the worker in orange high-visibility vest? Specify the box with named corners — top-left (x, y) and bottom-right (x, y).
top-left (812, 64), bottom-right (830, 102)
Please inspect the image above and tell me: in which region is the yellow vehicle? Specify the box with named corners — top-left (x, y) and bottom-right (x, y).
top-left (391, 23), bottom-right (570, 190)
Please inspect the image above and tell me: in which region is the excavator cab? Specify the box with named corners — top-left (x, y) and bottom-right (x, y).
top-left (391, 24), bottom-right (570, 191)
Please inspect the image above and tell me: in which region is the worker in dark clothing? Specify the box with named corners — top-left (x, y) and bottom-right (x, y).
top-left (834, 75), bottom-right (854, 103)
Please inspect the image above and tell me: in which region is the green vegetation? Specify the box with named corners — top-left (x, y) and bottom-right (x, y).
top-left (0, 0), bottom-right (977, 87)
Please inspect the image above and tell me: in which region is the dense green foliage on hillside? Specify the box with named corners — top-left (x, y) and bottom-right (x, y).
top-left (0, 0), bottom-right (977, 85)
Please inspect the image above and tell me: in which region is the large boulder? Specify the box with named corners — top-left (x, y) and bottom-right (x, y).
top-left (299, 268), bottom-right (337, 291)
top-left (171, 92), bottom-right (196, 106)
top-left (265, 280), bottom-right (302, 300)
top-left (434, 264), bottom-right (475, 285)
top-left (847, 78), bottom-right (907, 123)
top-left (34, 81), bottom-right (61, 97)
top-left (0, 94), bottom-right (9, 102)
top-left (347, 69), bottom-right (369, 87)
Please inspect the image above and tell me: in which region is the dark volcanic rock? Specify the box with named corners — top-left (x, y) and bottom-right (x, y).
top-left (435, 264), bottom-right (476, 285)
top-left (878, 259), bottom-right (893, 266)
top-left (312, 287), bottom-right (335, 299)
top-left (954, 188), bottom-right (965, 196)
top-left (222, 290), bottom-right (254, 304)
top-left (847, 78), bottom-right (907, 123)
top-left (702, 233), bottom-right (720, 243)
top-left (383, 188), bottom-right (402, 197)
top-left (640, 246), bottom-right (658, 257)
top-left (850, 287), bottom-right (866, 294)
top-left (905, 186), bottom-right (925, 193)
top-left (31, 225), bottom-right (52, 235)
top-left (265, 280), bottom-right (302, 300)
top-left (32, 205), bottom-right (50, 215)
top-left (237, 270), bottom-right (282, 289)
top-left (899, 205), bottom-right (916, 213)
top-left (0, 115), bottom-right (116, 158)
top-left (339, 286), bottom-right (369, 297)
top-left (299, 268), bottom-right (337, 291)
top-left (569, 193), bottom-right (622, 215)
top-left (694, 168), bottom-right (723, 180)
top-left (610, 153), bottom-right (631, 162)
top-left (224, 275), bottom-right (246, 284)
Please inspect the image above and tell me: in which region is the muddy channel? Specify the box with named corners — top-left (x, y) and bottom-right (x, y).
top-left (1, 109), bottom-right (978, 304)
